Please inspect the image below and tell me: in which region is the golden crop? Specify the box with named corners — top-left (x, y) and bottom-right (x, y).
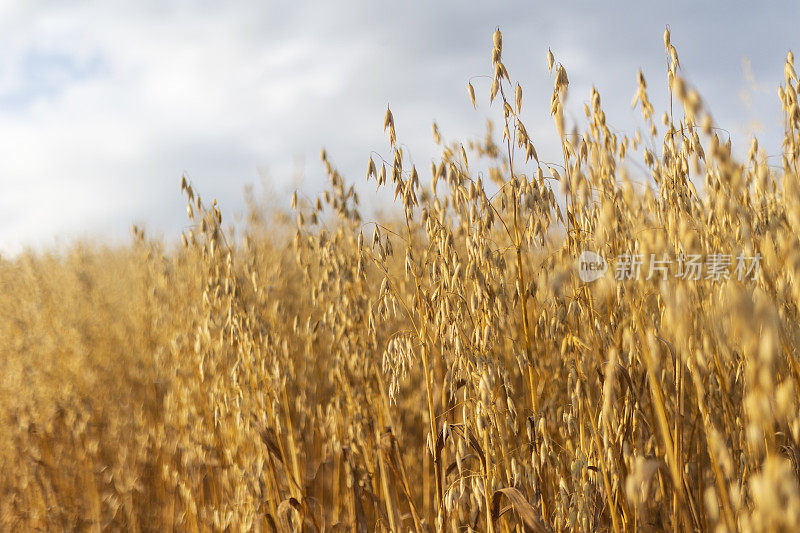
top-left (1, 28), bottom-right (799, 532)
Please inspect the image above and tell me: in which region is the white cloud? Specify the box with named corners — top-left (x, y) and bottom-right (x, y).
top-left (0, 1), bottom-right (797, 254)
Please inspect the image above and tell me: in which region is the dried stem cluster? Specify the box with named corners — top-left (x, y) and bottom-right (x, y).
top-left (1, 27), bottom-right (800, 532)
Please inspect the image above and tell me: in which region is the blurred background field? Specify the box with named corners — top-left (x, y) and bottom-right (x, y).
top-left (2, 4), bottom-right (800, 532)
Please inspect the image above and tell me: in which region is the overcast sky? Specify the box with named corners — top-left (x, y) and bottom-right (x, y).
top-left (0, 1), bottom-right (797, 254)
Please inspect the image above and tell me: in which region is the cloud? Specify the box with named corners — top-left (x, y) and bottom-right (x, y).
top-left (0, 1), bottom-right (797, 254)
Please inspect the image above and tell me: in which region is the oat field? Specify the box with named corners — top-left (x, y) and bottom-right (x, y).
top-left (1, 28), bottom-right (800, 532)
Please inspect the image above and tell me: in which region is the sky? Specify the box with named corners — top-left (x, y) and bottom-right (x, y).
top-left (0, 1), bottom-right (797, 255)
